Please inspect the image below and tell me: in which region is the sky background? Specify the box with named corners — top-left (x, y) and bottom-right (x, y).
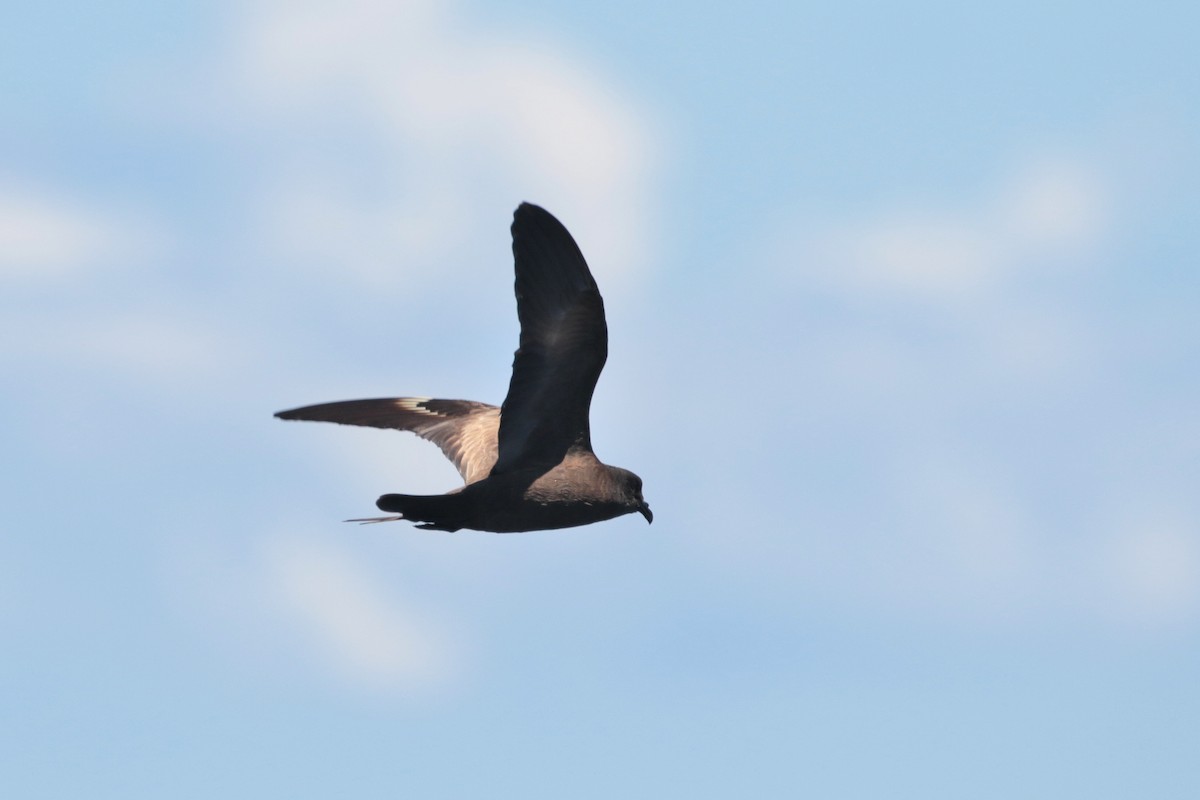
top-left (3, 0), bottom-right (1199, 797)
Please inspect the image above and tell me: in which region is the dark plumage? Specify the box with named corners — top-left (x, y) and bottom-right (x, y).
top-left (275, 203), bottom-right (652, 532)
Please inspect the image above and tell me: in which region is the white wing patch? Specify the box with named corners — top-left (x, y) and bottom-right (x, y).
top-left (396, 397), bottom-right (436, 414)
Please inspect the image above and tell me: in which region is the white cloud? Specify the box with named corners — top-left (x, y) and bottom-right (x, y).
top-left (80, 314), bottom-right (237, 377)
top-left (0, 309), bottom-right (245, 393)
top-left (763, 152), bottom-right (1114, 390)
top-left (1096, 508), bottom-right (1200, 628)
top-left (0, 186), bottom-right (163, 281)
top-left (164, 530), bottom-right (463, 697)
top-left (716, 146), bottom-right (1200, 632)
top-left (262, 535), bottom-right (460, 693)
top-left (822, 210), bottom-right (999, 300)
top-left (997, 157), bottom-right (1109, 253)
top-left (786, 154), bottom-right (1111, 305)
top-left (216, 0), bottom-right (660, 288)
top-left (892, 456), bottom-right (1038, 600)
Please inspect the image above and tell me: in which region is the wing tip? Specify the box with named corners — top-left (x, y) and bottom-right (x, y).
top-left (512, 202), bottom-right (567, 234)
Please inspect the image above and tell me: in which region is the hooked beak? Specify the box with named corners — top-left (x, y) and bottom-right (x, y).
top-left (639, 502), bottom-right (653, 524)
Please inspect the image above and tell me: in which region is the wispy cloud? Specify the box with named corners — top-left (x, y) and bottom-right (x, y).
top-left (0, 300), bottom-right (246, 393)
top-left (1095, 505), bottom-right (1200, 629)
top-left (996, 157), bottom-right (1110, 254)
top-left (711, 147), bottom-right (1200, 630)
top-left (0, 184), bottom-right (226, 388)
top-left (170, 531), bottom-right (463, 697)
top-left (0, 186), bottom-right (164, 282)
top-left (262, 535), bottom-right (461, 694)
top-left (207, 0), bottom-right (660, 288)
top-left (788, 154), bottom-right (1110, 305)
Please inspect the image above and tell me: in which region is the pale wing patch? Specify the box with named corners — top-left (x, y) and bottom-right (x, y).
top-left (456, 411), bottom-right (501, 484)
top-left (388, 398), bottom-right (499, 484)
top-left (395, 397), bottom-right (436, 413)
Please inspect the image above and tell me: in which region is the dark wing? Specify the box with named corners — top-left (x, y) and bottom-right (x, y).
top-left (275, 398), bottom-right (500, 484)
top-left (491, 203), bottom-right (607, 475)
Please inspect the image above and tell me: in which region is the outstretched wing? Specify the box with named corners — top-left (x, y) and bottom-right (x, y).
top-left (492, 203), bottom-right (608, 475)
top-left (275, 398), bottom-right (500, 484)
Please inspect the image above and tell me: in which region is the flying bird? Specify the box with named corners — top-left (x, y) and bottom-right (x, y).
top-left (275, 203), bottom-right (652, 532)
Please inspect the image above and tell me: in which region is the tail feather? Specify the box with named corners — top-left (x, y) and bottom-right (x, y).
top-left (375, 493), bottom-right (467, 532)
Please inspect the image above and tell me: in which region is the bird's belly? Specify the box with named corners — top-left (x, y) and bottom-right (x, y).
top-left (473, 493), bottom-right (627, 533)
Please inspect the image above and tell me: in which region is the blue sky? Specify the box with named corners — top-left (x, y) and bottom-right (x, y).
top-left (3, 0), bottom-right (1199, 797)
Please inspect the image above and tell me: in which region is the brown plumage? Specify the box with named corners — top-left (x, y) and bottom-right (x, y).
top-left (275, 203), bottom-right (652, 532)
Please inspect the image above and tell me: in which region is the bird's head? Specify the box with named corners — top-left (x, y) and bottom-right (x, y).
top-left (615, 468), bottom-right (652, 525)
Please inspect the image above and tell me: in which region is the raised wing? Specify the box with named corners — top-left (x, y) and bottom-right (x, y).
top-left (491, 203), bottom-right (608, 474)
top-left (275, 397), bottom-right (500, 484)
